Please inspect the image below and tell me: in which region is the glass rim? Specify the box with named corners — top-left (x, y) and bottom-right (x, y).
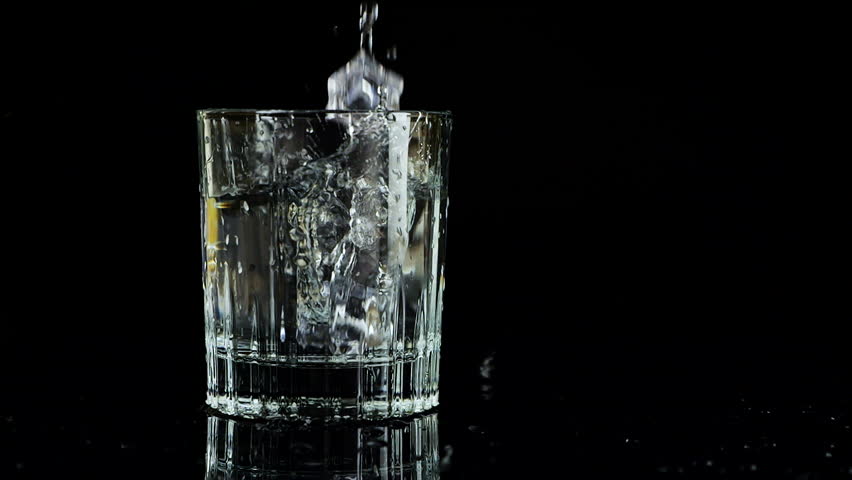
top-left (198, 108), bottom-right (452, 118)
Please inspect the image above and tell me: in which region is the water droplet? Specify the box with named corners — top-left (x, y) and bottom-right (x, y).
top-left (480, 353), bottom-right (495, 379)
top-left (242, 201), bottom-right (250, 213)
top-left (440, 444), bottom-right (453, 471)
top-left (749, 464), bottom-right (757, 471)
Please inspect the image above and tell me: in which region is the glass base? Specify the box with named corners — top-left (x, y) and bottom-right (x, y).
top-left (206, 354), bottom-right (439, 420)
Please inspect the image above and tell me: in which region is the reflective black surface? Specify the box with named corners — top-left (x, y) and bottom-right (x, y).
top-left (4, 353), bottom-right (852, 478)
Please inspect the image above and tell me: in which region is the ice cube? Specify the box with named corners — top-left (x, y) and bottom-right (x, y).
top-left (349, 176), bottom-right (388, 249)
top-left (329, 263), bottom-right (390, 355)
top-left (288, 161), bottom-right (352, 349)
top-left (327, 49), bottom-right (404, 111)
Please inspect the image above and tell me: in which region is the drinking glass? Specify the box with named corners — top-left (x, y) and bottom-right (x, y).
top-left (199, 109), bottom-right (451, 419)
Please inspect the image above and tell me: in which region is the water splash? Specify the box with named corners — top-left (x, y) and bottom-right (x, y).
top-left (327, 2), bottom-right (403, 110)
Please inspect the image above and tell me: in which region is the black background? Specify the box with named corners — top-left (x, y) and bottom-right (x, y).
top-left (1, 5), bottom-right (846, 478)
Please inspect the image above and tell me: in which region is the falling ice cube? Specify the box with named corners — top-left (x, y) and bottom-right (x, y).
top-left (327, 49), bottom-right (404, 110)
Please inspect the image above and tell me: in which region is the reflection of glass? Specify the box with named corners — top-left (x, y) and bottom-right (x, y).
top-left (205, 412), bottom-right (440, 479)
top-left (199, 110), bottom-right (451, 420)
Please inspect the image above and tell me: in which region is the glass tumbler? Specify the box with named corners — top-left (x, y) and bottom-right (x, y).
top-left (198, 109), bottom-right (451, 419)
